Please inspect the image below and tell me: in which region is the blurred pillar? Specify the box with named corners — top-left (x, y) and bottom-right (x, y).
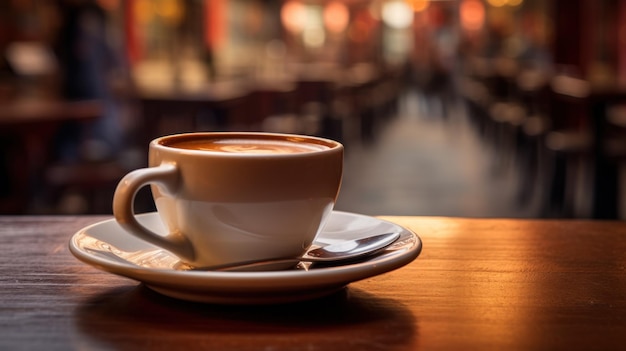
top-left (552, 0), bottom-right (585, 73)
top-left (619, 1), bottom-right (626, 83)
top-left (203, 0), bottom-right (225, 51)
top-left (552, 0), bottom-right (621, 79)
top-left (124, 0), bottom-right (141, 66)
top-left (203, 0), bottom-right (225, 80)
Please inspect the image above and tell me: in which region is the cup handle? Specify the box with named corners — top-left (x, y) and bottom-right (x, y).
top-left (113, 162), bottom-right (195, 262)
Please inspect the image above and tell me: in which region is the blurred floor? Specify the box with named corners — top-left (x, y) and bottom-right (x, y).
top-left (334, 90), bottom-right (534, 218)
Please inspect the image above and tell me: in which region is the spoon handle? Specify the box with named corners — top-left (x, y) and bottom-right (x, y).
top-left (186, 232), bottom-right (401, 272)
top-left (187, 258), bottom-right (304, 272)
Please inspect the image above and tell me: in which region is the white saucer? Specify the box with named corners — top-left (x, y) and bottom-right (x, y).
top-left (69, 211), bottom-right (422, 304)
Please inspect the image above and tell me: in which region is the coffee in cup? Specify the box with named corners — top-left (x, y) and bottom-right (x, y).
top-left (113, 132), bottom-right (343, 268)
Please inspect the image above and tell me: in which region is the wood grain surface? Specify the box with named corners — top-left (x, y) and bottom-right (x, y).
top-left (1, 215), bottom-right (626, 350)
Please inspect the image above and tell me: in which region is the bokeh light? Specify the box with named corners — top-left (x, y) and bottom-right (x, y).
top-left (382, 0), bottom-right (414, 29)
top-left (281, 0), bottom-right (306, 33)
top-left (324, 1), bottom-right (350, 34)
top-left (461, 0), bottom-right (485, 31)
top-left (408, 0), bottom-right (430, 13)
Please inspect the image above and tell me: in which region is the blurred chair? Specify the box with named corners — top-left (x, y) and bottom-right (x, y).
top-left (252, 79), bottom-right (301, 133)
top-left (541, 74), bottom-right (593, 217)
top-left (0, 136), bottom-right (29, 214)
top-left (43, 158), bottom-right (131, 214)
top-left (0, 99), bottom-right (104, 214)
top-left (509, 68), bottom-right (553, 210)
top-left (587, 91), bottom-right (626, 219)
top-left (292, 78), bottom-right (335, 137)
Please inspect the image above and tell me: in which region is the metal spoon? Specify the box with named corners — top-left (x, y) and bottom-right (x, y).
top-left (189, 232), bottom-right (401, 272)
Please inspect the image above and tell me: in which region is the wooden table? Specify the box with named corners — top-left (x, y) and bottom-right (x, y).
top-left (2, 215), bottom-right (626, 350)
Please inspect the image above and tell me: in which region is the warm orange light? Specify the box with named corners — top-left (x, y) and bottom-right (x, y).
top-left (486, 0), bottom-right (524, 6)
top-left (134, 0), bottom-right (153, 25)
top-left (408, 0), bottom-right (430, 12)
top-left (281, 1), bottom-right (306, 33)
top-left (154, 0), bottom-right (184, 25)
top-left (460, 0), bottom-right (485, 31)
top-left (487, 0), bottom-right (507, 7)
top-left (349, 10), bottom-right (374, 43)
top-left (324, 1), bottom-right (350, 33)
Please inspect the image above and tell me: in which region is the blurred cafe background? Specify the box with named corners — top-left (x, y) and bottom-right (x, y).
top-left (1, 0), bottom-right (626, 219)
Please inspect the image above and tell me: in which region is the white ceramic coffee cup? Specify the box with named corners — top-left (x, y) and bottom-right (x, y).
top-left (113, 132), bottom-right (343, 267)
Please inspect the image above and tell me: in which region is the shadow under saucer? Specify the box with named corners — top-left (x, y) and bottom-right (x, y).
top-left (72, 284), bottom-right (418, 351)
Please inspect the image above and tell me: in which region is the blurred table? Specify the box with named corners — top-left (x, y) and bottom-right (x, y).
top-left (2, 215), bottom-right (626, 350)
top-left (134, 80), bottom-right (252, 150)
top-left (0, 99), bottom-right (101, 126)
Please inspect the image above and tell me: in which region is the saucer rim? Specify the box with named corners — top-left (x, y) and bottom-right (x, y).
top-left (69, 211), bottom-right (422, 303)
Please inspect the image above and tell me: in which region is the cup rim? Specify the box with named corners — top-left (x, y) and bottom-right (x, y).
top-left (151, 132), bottom-right (343, 156)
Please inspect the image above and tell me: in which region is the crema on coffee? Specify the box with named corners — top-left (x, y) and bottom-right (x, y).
top-left (169, 138), bottom-right (330, 154)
